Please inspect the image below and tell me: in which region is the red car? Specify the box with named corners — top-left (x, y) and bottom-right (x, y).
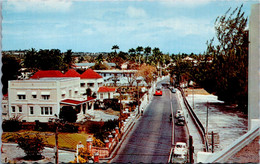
top-left (155, 88), bottom-right (163, 96)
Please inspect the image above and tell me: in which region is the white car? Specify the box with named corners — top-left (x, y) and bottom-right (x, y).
top-left (172, 142), bottom-right (188, 163)
top-left (175, 110), bottom-right (184, 118)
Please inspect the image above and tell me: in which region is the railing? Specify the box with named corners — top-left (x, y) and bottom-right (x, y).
top-left (177, 87), bottom-right (209, 152)
top-left (207, 125), bottom-right (259, 163)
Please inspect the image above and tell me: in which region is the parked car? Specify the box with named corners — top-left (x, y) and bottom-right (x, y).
top-left (172, 142), bottom-right (188, 163)
top-left (154, 88), bottom-right (163, 96)
top-left (168, 86), bottom-right (176, 93)
top-left (175, 110), bottom-right (184, 118)
top-left (176, 116), bottom-right (185, 126)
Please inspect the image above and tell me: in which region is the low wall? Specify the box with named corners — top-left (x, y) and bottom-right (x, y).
top-left (178, 87), bottom-right (209, 152)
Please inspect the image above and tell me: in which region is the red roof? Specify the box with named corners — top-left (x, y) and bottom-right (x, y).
top-left (60, 97), bottom-right (95, 105)
top-left (63, 69), bottom-right (81, 77)
top-left (98, 86), bottom-right (116, 93)
top-left (30, 70), bottom-right (64, 79)
top-left (80, 68), bottom-right (102, 79)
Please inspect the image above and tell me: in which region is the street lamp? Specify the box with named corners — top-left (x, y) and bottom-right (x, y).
top-left (136, 77), bottom-right (142, 115)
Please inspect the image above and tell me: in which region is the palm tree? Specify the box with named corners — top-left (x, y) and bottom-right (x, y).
top-left (112, 45), bottom-right (119, 54)
top-left (144, 46), bottom-right (151, 63)
top-left (152, 47), bottom-right (163, 76)
top-left (128, 48), bottom-right (136, 62)
top-left (136, 46), bottom-right (143, 65)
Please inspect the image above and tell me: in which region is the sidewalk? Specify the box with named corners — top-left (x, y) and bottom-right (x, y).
top-left (1, 143), bottom-right (75, 163)
top-left (176, 90), bottom-right (204, 162)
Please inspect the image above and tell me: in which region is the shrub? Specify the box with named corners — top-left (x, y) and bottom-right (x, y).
top-left (92, 137), bottom-right (105, 147)
top-left (59, 123), bottom-right (78, 133)
top-left (2, 116), bottom-right (21, 132)
top-left (103, 99), bottom-right (120, 111)
top-left (16, 132), bottom-right (46, 160)
top-left (59, 106), bottom-right (78, 123)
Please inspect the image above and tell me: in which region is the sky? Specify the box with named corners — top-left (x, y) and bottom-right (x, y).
top-left (2, 0), bottom-right (258, 54)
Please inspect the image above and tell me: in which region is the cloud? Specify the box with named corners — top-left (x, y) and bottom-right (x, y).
top-left (6, 0), bottom-right (73, 12)
top-left (159, 0), bottom-right (211, 7)
top-left (126, 6), bottom-right (147, 18)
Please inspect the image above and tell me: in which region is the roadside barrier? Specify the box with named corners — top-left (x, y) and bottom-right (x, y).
top-left (177, 87), bottom-right (209, 152)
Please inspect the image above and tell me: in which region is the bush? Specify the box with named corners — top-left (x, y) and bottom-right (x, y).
top-left (59, 106), bottom-right (78, 123)
top-left (16, 132), bottom-right (46, 160)
top-left (59, 123), bottom-right (78, 133)
top-left (103, 99), bottom-right (120, 111)
top-left (2, 116), bottom-right (21, 132)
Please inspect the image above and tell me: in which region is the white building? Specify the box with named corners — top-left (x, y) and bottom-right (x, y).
top-left (7, 77), bottom-right (95, 122)
top-left (97, 86), bottom-right (116, 101)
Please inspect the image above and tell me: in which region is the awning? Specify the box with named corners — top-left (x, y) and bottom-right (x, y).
top-left (32, 91), bottom-right (37, 95)
top-left (17, 92), bottom-right (26, 95)
top-left (41, 91), bottom-right (50, 95)
top-left (74, 88), bottom-right (79, 91)
top-left (60, 97), bottom-right (96, 106)
top-left (61, 90), bottom-right (66, 94)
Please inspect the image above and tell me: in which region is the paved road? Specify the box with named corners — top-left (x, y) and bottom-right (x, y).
top-left (1, 143), bottom-right (75, 163)
top-left (111, 82), bottom-right (189, 163)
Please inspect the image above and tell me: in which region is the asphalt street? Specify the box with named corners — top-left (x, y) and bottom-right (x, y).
top-left (111, 82), bottom-right (189, 163)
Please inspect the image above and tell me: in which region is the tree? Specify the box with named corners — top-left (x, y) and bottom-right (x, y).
top-left (136, 46), bottom-right (144, 65)
top-left (16, 132), bottom-right (46, 160)
top-left (136, 64), bottom-right (157, 86)
top-left (128, 48), bottom-right (136, 62)
top-left (195, 5), bottom-right (248, 110)
top-left (59, 106), bottom-right (78, 123)
top-left (112, 45), bottom-right (119, 54)
top-left (64, 49), bottom-right (74, 70)
top-left (144, 46), bottom-right (151, 62)
top-left (2, 54), bottom-right (21, 94)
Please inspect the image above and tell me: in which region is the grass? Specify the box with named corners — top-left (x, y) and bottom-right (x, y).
top-left (2, 131), bottom-right (91, 150)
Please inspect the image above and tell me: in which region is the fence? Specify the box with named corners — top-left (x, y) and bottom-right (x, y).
top-left (178, 87), bottom-right (209, 152)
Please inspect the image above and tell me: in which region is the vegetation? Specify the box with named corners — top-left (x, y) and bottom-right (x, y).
top-left (16, 132), bottom-right (46, 160)
top-left (59, 106), bottom-right (78, 123)
top-left (194, 5), bottom-right (248, 109)
top-left (1, 54), bottom-right (21, 94)
top-left (2, 115), bottom-right (22, 132)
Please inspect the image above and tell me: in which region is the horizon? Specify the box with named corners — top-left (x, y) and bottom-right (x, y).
top-left (2, 0), bottom-right (258, 54)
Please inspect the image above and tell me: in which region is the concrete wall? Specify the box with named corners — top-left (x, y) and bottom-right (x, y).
top-left (248, 3), bottom-right (260, 129)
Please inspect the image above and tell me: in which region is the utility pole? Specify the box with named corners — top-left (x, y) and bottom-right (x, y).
top-left (206, 101), bottom-right (209, 137)
top-left (55, 120), bottom-right (59, 164)
top-left (212, 131), bottom-right (214, 153)
top-left (189, 135), bottom-right (194, 163)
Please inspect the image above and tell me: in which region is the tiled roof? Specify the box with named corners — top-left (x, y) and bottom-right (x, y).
top-left (63, 69), bottom-right (81, 77)
top-left (60, 97), bottom-right (96, 105)
top-left (98, 86), bottom-right (116, 93)
top-left (80, 68), bottom-right (102, 79)
top-left (30, 70), bottom-right (64, 79)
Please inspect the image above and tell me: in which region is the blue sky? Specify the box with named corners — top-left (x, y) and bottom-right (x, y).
top-left (2, 0), bottom-right (258, 54)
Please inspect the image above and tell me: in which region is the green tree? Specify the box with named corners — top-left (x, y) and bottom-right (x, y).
top-left (16, 132), bottom-right (46, 160)
top-left (63, 49), bottom-right (74, 70)
top-left (136, 46), bottom-right (144, 64)
top-left (59, 106), bottom-right (78, 123)
top-left (195, 5), bottom-right (248, 109)
top-left (144, 46), bottom-right (151, 63)
top-left (1, 54), bottom-right (21, 94)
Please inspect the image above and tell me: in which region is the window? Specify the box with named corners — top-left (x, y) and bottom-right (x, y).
top-left (100, 93), bottom-right (103, 99)
top-left (87, 83), bottom-right (94, 87)
top-left (32, 95), bottom-right (37, 98)
top-left (108, 93), bottom-right (110, 99)
top-left (41, 107), bottom-right (53, 115)
top-left (19, 106), bottom-right (22, 112)
top-left (30, 107), bottom-right (34, 115)
top-left (69, 90), bottom-right (72, 97)
top-left (12, 106), bottom-right (15, 113)
top-left (18, 95), bottom-right (26, 99)
top-left (81, 83), bottom-right (85, 87)
top-left (42, 95), bottom-right (50, 100)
